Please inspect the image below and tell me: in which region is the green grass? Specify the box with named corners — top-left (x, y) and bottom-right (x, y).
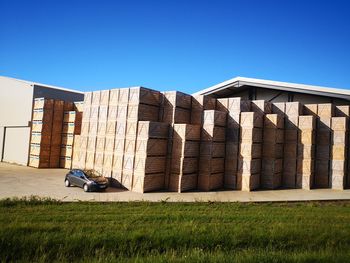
top-left (0, 197), bottom-right (350, 262)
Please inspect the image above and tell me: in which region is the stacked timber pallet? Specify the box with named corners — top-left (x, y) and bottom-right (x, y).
top-left (161, 91), bottom-right (192, 189)
top-left (238, 112), bottom-right (263, 191)
top-left (169, 124), bottom-right (201, 192)
top-left (60, 104), bottom-right (82, 169)
top-left (282, 102), bottom-right (302, 188)
top-left (132, 121), bottom-right (169, 193)
top-left (66, 86), bottom-right (350, 192)
top-left (198, 110), bottom-right (227, 191)
top-left (261, 114), bottom-right (284, 189)
top-left (313, 104), bottom-right (334, 188)
top-left (29, 98), bottom-right (54, 168)
top-left (330, 113), bottom-right (348, 189)
top-left (297, 115), bottom-right (316, 189)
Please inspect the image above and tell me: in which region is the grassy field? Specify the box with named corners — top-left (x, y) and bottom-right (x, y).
top-left (0, 198), bottom-right (350, 262)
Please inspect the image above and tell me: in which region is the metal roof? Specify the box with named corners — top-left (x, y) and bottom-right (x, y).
top-left (193, 76), bottom-right (350, 100)
top-left (0, 76), bottom-right (84, 94)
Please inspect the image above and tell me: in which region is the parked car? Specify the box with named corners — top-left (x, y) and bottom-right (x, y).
top-left (65, 169), bottom-right (109, 192)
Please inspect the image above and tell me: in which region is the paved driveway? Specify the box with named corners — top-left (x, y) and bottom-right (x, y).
top-left (1, 162), bottom-right (350, 202)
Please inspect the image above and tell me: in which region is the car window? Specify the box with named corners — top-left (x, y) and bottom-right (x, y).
top-left (74, 170), bottom-right (85, 177)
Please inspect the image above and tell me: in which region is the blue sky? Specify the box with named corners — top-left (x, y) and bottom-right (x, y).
top-left (1, 0), bottom-right (350, 93)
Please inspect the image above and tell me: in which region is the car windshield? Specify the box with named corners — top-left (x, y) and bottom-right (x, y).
top-left (83, 169), bottom-right (102, 179)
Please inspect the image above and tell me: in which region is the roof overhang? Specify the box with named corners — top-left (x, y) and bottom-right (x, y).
top-left (193, 77), bottom-right (350, 101)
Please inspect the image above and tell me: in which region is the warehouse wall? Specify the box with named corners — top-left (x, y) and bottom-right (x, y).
top-left (3, 127), bottom-right (31, 165)
top-left (0, 77), bottom-right (34, 163)
top-left (34, 85), bottom-right (84, 102)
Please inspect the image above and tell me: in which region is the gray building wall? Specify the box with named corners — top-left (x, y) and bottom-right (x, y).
top-left (34, 85), bottom-right (84, 102)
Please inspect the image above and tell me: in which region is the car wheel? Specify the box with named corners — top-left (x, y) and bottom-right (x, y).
top-left (65, 179), bottom-right (71, 187)
top-left (83, 184), bottom-right (89, 192)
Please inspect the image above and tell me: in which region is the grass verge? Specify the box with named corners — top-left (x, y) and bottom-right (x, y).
top-left (0, 197), bottom-right (349, 262)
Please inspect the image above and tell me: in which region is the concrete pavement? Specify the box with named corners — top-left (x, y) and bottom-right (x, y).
top-left (1, 162), bottom-right (350, 202)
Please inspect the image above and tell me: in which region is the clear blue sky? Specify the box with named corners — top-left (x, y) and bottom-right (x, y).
top-left (1, 0), bottom-right (350, 93)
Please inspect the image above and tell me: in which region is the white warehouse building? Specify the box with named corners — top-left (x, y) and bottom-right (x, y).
top-left (0, 76), bottom-right (84, 165)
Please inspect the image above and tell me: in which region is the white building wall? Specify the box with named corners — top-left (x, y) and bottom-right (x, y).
top-left (0, 77), bottom-right (34, 165)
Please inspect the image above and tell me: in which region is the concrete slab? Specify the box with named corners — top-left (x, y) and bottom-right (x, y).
top-left (0, 162), bottom-right (350, 202)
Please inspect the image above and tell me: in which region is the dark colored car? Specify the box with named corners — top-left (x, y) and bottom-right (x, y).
top-left (65, 169), bottom-right (109, 192)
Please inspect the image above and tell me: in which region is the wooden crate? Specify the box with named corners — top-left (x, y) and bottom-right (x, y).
top-left (134, 156), bottom-right (166, 174)
top-left (129, 87), bottom-right (160, 106)
top-left (216, 98), bottom-right (229, 112)
top-left (88, 121), bottom-right (98, 135)
top-left (63, 111), bottom-right (77, 123)
top-left (29, 155), bottom-right (50, 168)
top-left (137, 138), bottom-right (168, 156)
top-left (87, 136), bottom-right (97, 151)
top-left (73, 101), bottom-right (83, 112)
top-left (285, 102), bottom-right (302, 116)
top-left (317, 103), bottom-right (334, 118)
top-left (199, 157), bottom-right (225, 174)
top-left (171, 157), bottom-right (198, 174)
top-left (137, 121), bottom-right (169, 139)
top-left (169, 172), bottom-right (197, 192)
top-left (127, 104), bottom-right (160, 122)
top-left (30, 144), bottom-right (50, 156)
top-left (84, 92), bottom-right (92, 106)
top-left (201, 125), bottom-right (226, 142)
top-left (61, 133), bottom-right (74, 146)
top-left (114, 138), bottom-right (125, 154)
top-left (97, 121), bottom-right (107, 136)
top-left (298, 115), bottom-right (315, 129)
top-left (264, 114), bottom-right (284, 129)
top-left (240, 143), bottom-right (262, 159)
top-left (240, 128), bottom-right (263, 143)
top-left (251, 100), bottom-right (272, 115)
top-left (107, 105), bottom-right (118, 121)
top-left (33, 98), bottom-right (54, 109)
top-left (99, 105), bottom-right (109, 121)
top-left (118, 88), bottom-right (130, 105)
top-left (102, 151), bottom-right (113, 177)
top-left (72, 149), bottom-right (86, 169)
top-left (228, 97), bottom-right (251, 113)
top-left (30, 132), bottom-right (51, 145)
top-left (173, 124), bottom-right (200, 141)
top-left (91, 90), bottom-right (101, 106)
top-left (115, 122), bottom-right (126, 138)
top-left (85, 151), bottom-right (95, 169)
top-left (117, 105), bottom-right (128, 119)
top-left (95, 136), bottom-right (105, 151)
top-left (282, 158), bottom-right (297, 188)
top-left (31, 121), bottom-right (52, 134)
top-left (198, 172), bottom-right (224, 191)
top-left (240, 112), bottom-right (263, 128)
top-left (104, 136), bottom-right (115, 152)
top-left (109, 88), bottom-right (119, 106)
top-left (192, 95), bottom-right (216, 110)
top-left (272, 102), bottom-right (285, 115)
top-left (303, 104), bottom-right (318, 116)
top-left (199, 142), bottom-right (225, 157)
top-left (90, 105), bottom-right (99, 120)
top-left (59, 156), bottom-right (72, 169)
top-left (32, 109), bottom-right (53, 122)
top-left (124, 138), bottom-right (136, 154)
top-left (132, 172), bottom-right (165, 193)
top-left (60, 145), bottom-right (73, 157)
top-left (161, 91), bottom-right (192, 109)
top-left (106, 120), bottom-right (117, 136)
top-left (94, 151), bottom-right (104, 173)
top-left (100, 90), bottom-right (110, 106)
top-left (202, 110), bottom-right (227, 127)
top-left (261, 159), bottom-right (283, 174)
top-left (238, 158), bottom-right (261, 174)
top-left (335, 105), bottom-right (350, 117)
top-left (161, 106), bottom-right (191, 124)
top-left (240, 173), bottom-right (260, 191)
